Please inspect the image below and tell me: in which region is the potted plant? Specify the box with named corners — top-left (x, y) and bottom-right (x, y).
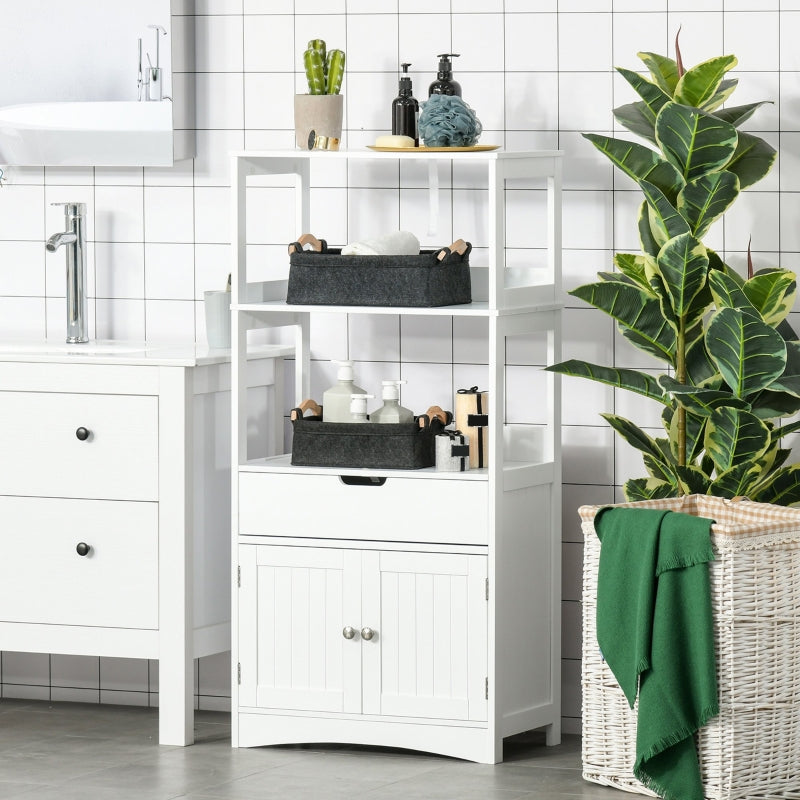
top-left (548, 40), bottom-right (800, 505)
top-left (294, 38), bottom-right (346, 151)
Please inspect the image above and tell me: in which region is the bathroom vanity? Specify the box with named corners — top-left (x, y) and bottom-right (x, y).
top-left (0, 340), bottom-right (290, 745)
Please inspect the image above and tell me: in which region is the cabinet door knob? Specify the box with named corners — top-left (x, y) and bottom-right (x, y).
top-left (75, 427), bottom-right (90, 441)
top-left (76, 542), bottom-right (91, 556)
top-left (342, 626), bottom-right (356, 640)
top-left (360, 627), bottom-right (375, 641)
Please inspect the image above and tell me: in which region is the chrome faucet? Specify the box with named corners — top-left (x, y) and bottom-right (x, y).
top-left (46, 203), bottom-right (88, 344)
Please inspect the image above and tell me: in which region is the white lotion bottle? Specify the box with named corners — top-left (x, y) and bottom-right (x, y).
top-left (322, 360), bottom-right (366, 422)
top-left (349, 393), bottom-right (374, 423)
top-left (370, 380), bottom-right (414, 423)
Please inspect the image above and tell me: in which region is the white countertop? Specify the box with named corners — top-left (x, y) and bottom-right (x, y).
top-left (0, 340), bottom-right (293, 367)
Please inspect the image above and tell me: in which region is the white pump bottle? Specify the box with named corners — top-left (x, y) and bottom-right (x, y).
top-left (322, 360), bottom-right (366, 422)
top-left (370, 380), bottom-right (414, 424)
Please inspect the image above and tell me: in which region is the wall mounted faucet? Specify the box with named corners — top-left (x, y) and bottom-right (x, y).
top-left (46, 203), bottom-right (88, 344)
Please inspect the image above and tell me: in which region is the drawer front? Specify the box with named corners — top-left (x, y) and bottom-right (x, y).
top-left (0, 391), bottom-right (158, 500)
top-left (238, 472), bottom-right (488, 545)
top-left (0, 496), bottom-right (158, 629)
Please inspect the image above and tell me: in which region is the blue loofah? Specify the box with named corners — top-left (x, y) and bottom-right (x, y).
top-left (418, 94), bottom-right (483, 147)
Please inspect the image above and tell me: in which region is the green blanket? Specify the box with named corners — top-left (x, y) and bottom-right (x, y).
top-left (595, 507), bottom-right (718, 800)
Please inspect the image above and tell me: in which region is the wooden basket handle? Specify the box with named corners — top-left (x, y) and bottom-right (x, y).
top-left (290, 398), bottom-right (322, 421)
top-left (422, 405), bottom-right (450, 426)
top-left (436, 239), bottom-right (468, 261)
top-left (288, 233), bottom-right (324, 255)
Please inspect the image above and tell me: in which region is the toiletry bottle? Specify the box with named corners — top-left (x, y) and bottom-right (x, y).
top-left (428, 54), bottom-right (462, 97)
top-left (322, 360), bottom-right (366, 423)
top-left (370, 380), bottom-right (414, 424)
top-left (349, 393), bottom-right (374, 423)
top-left (392, 63), bottom-right (419, 146)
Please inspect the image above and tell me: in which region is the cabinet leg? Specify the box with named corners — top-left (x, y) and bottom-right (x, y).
top-left (158, 652), bottom-right (194, 746)
top-left (545, 720), bottom-right (561, 746)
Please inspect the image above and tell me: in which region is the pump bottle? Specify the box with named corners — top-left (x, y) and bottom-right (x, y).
top-left (349, 393), bottom-right (374, 423)
top-left (392, 63), bottom-right (419, 146)
top-left (322, 360), bottom-right (366, 423)
top-left (428, 53), bottom-right (462, 97)
top-left (370, 380), bottom-right (414, 424)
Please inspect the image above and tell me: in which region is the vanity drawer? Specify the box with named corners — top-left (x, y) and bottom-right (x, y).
top-left (0, 496), bottom-right (158, 629)
top-left (238, 471), bottom-right (488, 545)
top-left (0, 390), bottom-right (158, 500)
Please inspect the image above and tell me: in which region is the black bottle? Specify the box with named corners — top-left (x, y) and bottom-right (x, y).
top-left (428, 53), bottom-right (462, 97)
top-left (392, 63), bottom-right (419, 146)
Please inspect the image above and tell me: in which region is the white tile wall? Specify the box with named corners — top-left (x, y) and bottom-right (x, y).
top-left (0, 2), bottom-right (793, 735)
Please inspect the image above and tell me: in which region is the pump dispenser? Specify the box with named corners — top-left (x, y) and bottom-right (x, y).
top-left (428, 53), bottom-right (462, 97)
top-left (322, 360), bottom-right (366, 423)
top-left (349, 393), bottom-right (374, 423)
top-left (392, 63), bottom-right (419, 146)
top-left (371, 380), bottom-right (414, 424)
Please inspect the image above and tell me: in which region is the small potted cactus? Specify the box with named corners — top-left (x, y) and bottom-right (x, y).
top-left (294, 39), bottom-right (346, 151)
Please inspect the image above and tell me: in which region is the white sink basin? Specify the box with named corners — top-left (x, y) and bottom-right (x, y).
top-left (0, 101), bottom-right (173, 166)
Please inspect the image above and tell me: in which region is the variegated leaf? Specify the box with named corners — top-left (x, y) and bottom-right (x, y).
top-left (637, 51), bottom-right (680, 95)
top-left (677, 170), bottom-right (739, 238)
top-left (743, 269), bottom-right (796, 327)
top-left (704, 406), bottom-right (770, 473)
top-left (674, 54), bottom-right (738, 108)
top-left (656, 232), bottom-right (709, 317)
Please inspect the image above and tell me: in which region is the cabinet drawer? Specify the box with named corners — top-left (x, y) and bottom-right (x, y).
top-left (0, 391), bottom-right (158, 500)
top-left (0, 496), bottom-right (158, 629)
top-left (238, 472), bottom-right (488, 545)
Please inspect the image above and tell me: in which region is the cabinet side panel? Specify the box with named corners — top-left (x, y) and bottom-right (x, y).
top-left (496, 483), bottom-right (557, 733)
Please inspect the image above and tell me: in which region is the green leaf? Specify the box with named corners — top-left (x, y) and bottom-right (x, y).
top-left (702, 77), bottom-right (739, 112)
top-left (570, 281), bottom-right (677, 365)
top-left (614, 102), bottom-right (659, 145)
top-left (674, 54), bottom-right (738, 107)
top-left (685, 337), bottom-right (720, 386)
top-left (614, 252), bottom-right (655, 291)
top-left (638, 200), bottom-right (661, 259)
top-left (708, 269), bottom-right (756, 312)
top-left (639, 180), bottom-right (690, 247)
top-left (638, 51), bottom-right (680, 95)
top-left (743, 269), bottom-right (797, 327)
top-left (624, 477), bottom-right (677, 502)
top-left (659, 374), bottom-right (750, 416)
top-left (665, 405), bottom-right (707, 464)
top-left (656, 232), bottom-right (709, 317)
top-left (713, 101), bottom-right (773, 128)
top-left (677, 170), bottom-right (740, 238)
top-left (544, 360), bottom-right (668, 403)
top-left (706, 308), bottom-right (787, 398)
top-left (704, 407), bottom-right (770, 473)
top-left (674, 465), bottom-right (713, 495)
top-left (768, 341), bottom-right (800, 397)
top-left (614, 67), bottom-right (672, 142)
top-left (725, 131), bottom-right (777, 190)
top-left (583, 133), bottom-right (684, 200)
top-left (750, 389), bottom-right (800, 419)
top-left (773, 417), bottom-right (800, 439)
top-left (751, 465), bottom-right (800, 506)
top-left (710, 460), bottom-right (764, 499)
top-left (655, 102), bottom-right (739, 182)
top-left (601, 413), bottom-right (666, 462)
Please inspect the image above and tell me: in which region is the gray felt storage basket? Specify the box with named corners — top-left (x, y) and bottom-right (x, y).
top-left (286, 234), bottom-right (472, 307)
top-left (290, 400), bottom-right (451, 470)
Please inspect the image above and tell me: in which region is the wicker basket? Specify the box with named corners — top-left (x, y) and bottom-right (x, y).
top-left (580, 495), bottom-right (800, 800)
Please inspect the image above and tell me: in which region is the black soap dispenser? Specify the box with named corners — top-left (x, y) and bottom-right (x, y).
top-left (429, 53), bottom-right (462, 97)
top-left (392, 63), bottom-right (419, 145)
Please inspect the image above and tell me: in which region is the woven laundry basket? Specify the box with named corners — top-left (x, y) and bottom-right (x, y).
top-left (580, 495), bottom-right (800, 800)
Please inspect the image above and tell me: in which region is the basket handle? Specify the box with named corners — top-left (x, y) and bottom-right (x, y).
top-left (290, 398), bottom-right (322, 421)
top-left (288, 233), bottom-right (325, 254)
top-left (423, 405), bottom-right (450, 426)
top-left (436, 239), bottom-right (469, 262)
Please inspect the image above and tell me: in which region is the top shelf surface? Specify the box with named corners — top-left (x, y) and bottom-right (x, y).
top-left (233, 148), bottom-right (563, 163)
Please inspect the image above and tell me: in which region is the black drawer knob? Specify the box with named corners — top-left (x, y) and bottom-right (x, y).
top-left (76, 542), bottom-right (91, 557)
top-left (75, 427), bottom-right (90, 441)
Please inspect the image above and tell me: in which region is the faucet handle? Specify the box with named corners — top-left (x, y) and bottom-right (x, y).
top-left (51, 202), bottom-right (86, 216)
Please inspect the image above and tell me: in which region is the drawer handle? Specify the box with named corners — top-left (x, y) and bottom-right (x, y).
top-left (360, 627), bottom-right (376, 641)
top-left (76, 542), bottom-right (91, 557)
top-left (339, 476), bottom-right (387, 487)
top-left (75, 427), bottom-right (90, 441)
top-left (342, 626), bottom-right (356, 640)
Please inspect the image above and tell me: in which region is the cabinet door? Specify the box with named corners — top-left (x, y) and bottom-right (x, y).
top-left (238, 545), bottom-right (362, 713)
top-left (362, 551), bottom-right (488, 722)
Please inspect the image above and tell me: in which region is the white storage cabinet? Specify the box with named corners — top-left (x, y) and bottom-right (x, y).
top-left (0, 345), bottom-right (288, 745)
top-left (230, 149), bottom-right (562, 764)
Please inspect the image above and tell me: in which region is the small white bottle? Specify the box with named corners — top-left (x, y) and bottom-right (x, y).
top-left (370, 380), bottom-right (414, 424)
top-left (322, 360), bottom-right (366, 423)
top-left (349, 393), bottom-right (374, 423)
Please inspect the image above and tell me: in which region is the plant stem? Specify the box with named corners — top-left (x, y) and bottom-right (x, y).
top-left (676, 317), bottom-right (686, 468)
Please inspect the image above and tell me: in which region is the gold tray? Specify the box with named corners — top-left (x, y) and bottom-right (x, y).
top-left (366, 144), bottom-right (500, 153)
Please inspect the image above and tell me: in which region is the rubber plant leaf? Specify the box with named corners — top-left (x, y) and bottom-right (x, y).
top-left (713, 101), bottom-right (773, 128)
top-left (706, 307), bottom-right (787, 399)
top-left (601, 413), bottom-right (669, 463)
top-left (673, 54), bottom-right (738, 108)
top-left (637, 51), bottom-right (680, 95)
top-left (544, 360), bottom-right (668, 404)
top-left (659, 374), bottom-right (750, 417)
top-left (638, 200), bottom-right (661, 260)
top-left (767, 341), bottom-right (800, 398)
top-left (708, 269), bottom-right (756, 313)
top-left (742, 270), bottom-right (797, 327)
top-left (624, 477), bottom-right (676, 502)
top-left (583, 133), bottom-right (684, 201)
top-left (673, 465), bottom-right (713, 495)
top-left (614, 252), bottom-right (656, 292)
top-left (751, 465), bottom-right (800, 506)
top-left (726, 131), bottom-right (777, 190)
top-left (639, 180), bottom-right (691, 247)
top-left (570, 281), bottom-right (677, 365)
top-left (710, 460), bottom-right (764, 499)
top-left (677, 170), bottom-right (740, 239)
top-left (655, 102), bottom-right (738, 182)
top-left (665, 404), bottom-right (707, 464)
top-left (655, 232), bottom-right (709, 318)
top-left (704, 406), bottom-right (770, 474)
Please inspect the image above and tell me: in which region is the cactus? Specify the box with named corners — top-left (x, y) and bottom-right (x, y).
top-left (303, 48), bottom-right (326, 95)
top-left (326, 49), bottom-right (346, 95)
